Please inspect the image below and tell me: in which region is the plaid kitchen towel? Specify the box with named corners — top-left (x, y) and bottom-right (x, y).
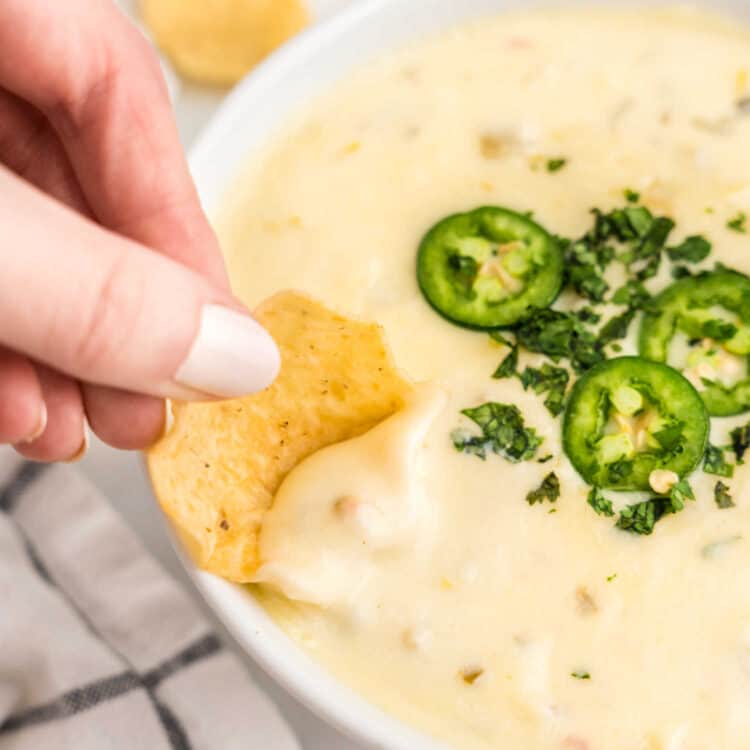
top-left (0, 451), bottom-right (301, 750)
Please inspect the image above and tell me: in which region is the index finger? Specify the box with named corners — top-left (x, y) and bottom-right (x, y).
top-left (0, 0), bottom-right (228, 287)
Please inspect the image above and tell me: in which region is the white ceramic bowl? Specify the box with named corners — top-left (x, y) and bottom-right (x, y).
top-left (178, 1), bottom-right (750, 748)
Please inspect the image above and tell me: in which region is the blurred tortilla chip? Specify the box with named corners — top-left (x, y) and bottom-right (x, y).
top-left (141, 0), bottom-right (309, 86)
top-left (147, 291), bottom-right (412, 582)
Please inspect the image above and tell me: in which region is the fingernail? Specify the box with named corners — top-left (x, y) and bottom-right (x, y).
top-left (161, 399), bottom-right (174, 439)
top-left (66, 421), bottom-right (90, 464)
top-left (174, 305), bottom-right (281, 398)
top-left (22, 402), bottom-right (48, 444)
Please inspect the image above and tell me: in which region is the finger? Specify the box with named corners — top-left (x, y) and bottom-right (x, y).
top-left (0, 0), bottom-right (227, 287)
top-left (0, 89), bottom-right (171, 441)
top-left (0, 347), bottom-right (46, 445)
top-left (0, 167), bottom-right (279, 400)
top-left (15, 366), bottom-right (86, 463)
top-left (83, 385), bottom-right (165, 451)
top-left (0, 88), bottom-right (90, 214)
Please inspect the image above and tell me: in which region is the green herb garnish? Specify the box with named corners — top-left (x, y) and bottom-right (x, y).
top-left (727, 211), bottom-right (748, 233)
top-left (667, 235), bottom-right (711, 263)
top-left (598, 308), bottom-right (637, 347)
top-left (559, 237), bottom-right (611, 302)
top-left (606, 573), bottom-right (617, 582)
top-left (526, 472), bottom-right (561, 505)
top-left (624, 188), bottom-right (640, 203)
top-left (452, 403), bottom-right (542, 463)
top-left (704, 444), bottom-right (734, 478)
top-left (571, 670), bottom-right (591, 680)
top-left (616, 498), bottom-right (669, 535)
top-left (492, 344), bottom-right (519, 379)
top-left (671, 265), bottom-right (693, 279)
top-left (668, 479), bottom-right (695, 513)
top-left (513, 308), bottom-right (604, 374)
top-left (519, 364), bottom-right (570, 416)
top-left (700, 319), bottom-right (738, 342)
top-left (714, 480), bottom-right (735, 509)
top-left (730, 422), bottom-right (750, 463)
top-left (547, 158), bottom-right (568, 173)
top-left (611, 280), bottom-right (651, 310)
top-left (587, 487), bottom-right (615, 517)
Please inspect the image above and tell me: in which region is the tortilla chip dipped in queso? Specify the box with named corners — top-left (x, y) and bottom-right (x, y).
top-left (147, 291), bottom-right (413, 582)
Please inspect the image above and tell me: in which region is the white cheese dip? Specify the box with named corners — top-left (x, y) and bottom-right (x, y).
top-left (218, 7), bottom-right (750, 749)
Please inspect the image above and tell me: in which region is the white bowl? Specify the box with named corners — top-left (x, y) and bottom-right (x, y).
top-left (179, 1), bottom-right (750, 748)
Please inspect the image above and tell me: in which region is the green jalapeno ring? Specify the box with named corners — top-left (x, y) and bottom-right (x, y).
top-left (563, 357), bottom-right (709, 491)
top-left (639, 269), bottom-right (750, 416)
top-left (416, 206), bottom-right (564, 330)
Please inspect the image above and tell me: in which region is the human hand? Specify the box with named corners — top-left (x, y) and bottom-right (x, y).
top-left (0, 0), bottom-right (280, 462)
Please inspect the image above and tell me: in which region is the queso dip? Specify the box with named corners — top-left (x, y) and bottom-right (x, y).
top-left (217, 7), bottom-right (750, 749)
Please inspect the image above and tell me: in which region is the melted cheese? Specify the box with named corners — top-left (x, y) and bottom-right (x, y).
top-left (218, 6), bottom-right (750, 749)
top-left (256, 384), bottom-right (445, 609)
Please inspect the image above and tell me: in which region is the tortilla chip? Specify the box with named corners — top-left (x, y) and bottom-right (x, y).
top-left (141, 0), bottom-right (309, 86)
top-left (147, 291), bottom-right (412, 582)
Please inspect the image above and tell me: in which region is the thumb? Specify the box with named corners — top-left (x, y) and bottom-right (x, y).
top-left (0, 167), bottom-right (280, 400)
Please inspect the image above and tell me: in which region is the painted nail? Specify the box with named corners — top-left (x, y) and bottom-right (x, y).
top-left (66, 421), bottom-right (90, 464)
top-left (174, 305), bottom-right (281, 398)
top-left (22, 402), bottom-right (48, 444)
top-left (161, 399), bottom-right (174, 439)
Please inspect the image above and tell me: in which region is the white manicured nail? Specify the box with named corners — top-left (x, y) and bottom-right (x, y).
top-left (66, 421), bottom-right (90, 464)
top-left (161, 399), bottom-right (175, 439)
top-left (174, 305), bottom-right (281, 398)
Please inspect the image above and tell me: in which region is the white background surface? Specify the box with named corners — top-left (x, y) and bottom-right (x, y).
top-left (82, 2), bottom-right (365, 748)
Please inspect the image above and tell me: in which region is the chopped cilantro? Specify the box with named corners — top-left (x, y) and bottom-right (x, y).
top-left (671, 265), bottom-right (693, 279)
top-left (492, 344), bottom-right (518, 379)
top-left (538, 454), bottom-right (554, 464)
top-left (452, 403), bottom-right (542, 463)
top-left (598, 308), bottom-right (636, 347)
top-left (668, 479), bottom-right (695, 513)
top-left (575, 307), bottom-right (602, 324)
top-left (667, 235), bottom-right (711, 263)
top-left (727, 211), bottom-right (748, 233)
top-left (606, 573), bottom-right (617, 582)
top-left (704, 444), bottom-right (734, 478)
top-left (587, 487), bottom-right (615, 517)
top-left (626, 215), bottom-right (676, 281)
top-left (513, 308), bottom-right (604, 374)
top-left (624, 188), bottom-right (640, 203)
top-left (730, 422), bottom-right (750, 463)
top-left (616, 498), bottom-right (669, 535)
top-left (526, 472), bottom-right (561, 505)
top-left (560, 237), bottom-right (611, 302)
top-left (489, 331), bottom-right (515, 347)
top-left (547, 158), bottom-right (568, 173)
top-left (519, 364), bottom-right (570, 416)
top-left (714, 480), bottom-right (735, 509)
top-left (611, 280), bottom-right (651, 309)
top-left (571, 671), bottom-right (591, 680)
top-left (701, 319), bottom-right (738, 342)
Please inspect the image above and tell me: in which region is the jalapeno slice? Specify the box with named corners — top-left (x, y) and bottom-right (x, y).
top-left (639, 269), bottom-right (750, 416)
top-left (563, 357), bottom-right (708, 491)
top-left (416, 206), bottom-right (564, 329)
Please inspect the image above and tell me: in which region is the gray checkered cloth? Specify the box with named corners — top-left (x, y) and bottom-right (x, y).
top-left (0, 452), bottom-right (301, 750)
